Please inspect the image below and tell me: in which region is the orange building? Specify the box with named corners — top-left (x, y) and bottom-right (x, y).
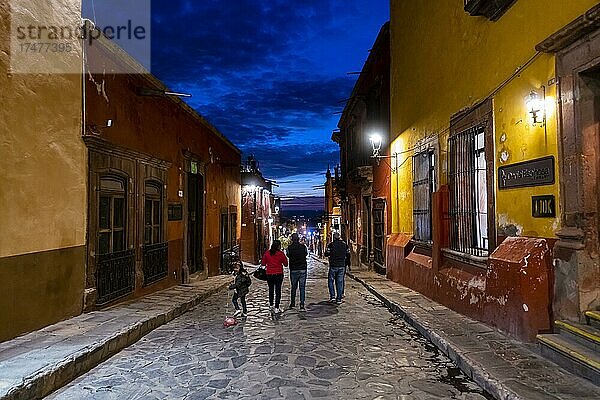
top-left (83, 35), bottom-right (241, 308)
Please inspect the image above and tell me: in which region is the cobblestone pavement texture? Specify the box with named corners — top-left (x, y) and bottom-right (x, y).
top-left (345, 266), bottom-right (600, 400)
top-left (49, 258), bottom-right (492, 400)
top-left (0, 275), bottom-right (231, 400)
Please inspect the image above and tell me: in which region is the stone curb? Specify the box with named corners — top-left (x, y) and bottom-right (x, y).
top-left (2, 278), bottom-right (230, 400)
top-left (345, 270), bottom-right (519, 400)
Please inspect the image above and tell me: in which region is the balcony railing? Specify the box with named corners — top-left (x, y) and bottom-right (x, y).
top-left (143, 242), bottom-right (169, 286)
top-left (96, 249), bottom-right (135, 305)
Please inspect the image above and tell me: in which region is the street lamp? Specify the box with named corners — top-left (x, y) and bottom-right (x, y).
top-left (369, 133), bottom-right (383, 158)
top-left (525, 89), bottom-right (545, 126)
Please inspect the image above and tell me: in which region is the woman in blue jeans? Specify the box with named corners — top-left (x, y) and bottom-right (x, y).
top-left (286, 233), bottom-right (308, 311)
top-left (261, 240), bottom-right (288, 314)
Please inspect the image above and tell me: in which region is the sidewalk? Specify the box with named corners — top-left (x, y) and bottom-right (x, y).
top-left (316, 256), bottom-right (600, 400)
top-left (0, 275), bottom-right (231, 400)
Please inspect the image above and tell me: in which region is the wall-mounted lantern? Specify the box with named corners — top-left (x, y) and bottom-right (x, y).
top-left (525, 89), bottom-right (545, 126)
top-left (369, 133), bottom-right (383, 158)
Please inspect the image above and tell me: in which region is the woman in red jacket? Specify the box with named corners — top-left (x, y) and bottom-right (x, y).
top-left (261, 240), bottom-right (288, 313)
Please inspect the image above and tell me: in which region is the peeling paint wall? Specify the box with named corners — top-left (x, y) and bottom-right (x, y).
top-left (493, 56), bottom-right (560, 238)
top-left (389, 0), bottom-right (597, 236)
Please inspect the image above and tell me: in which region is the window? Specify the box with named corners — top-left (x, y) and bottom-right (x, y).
top-left (448, 126), bottom-right (488, 256)
top-left (372, 199), bottom-right (386, 267)
top-left (144, 181), bottom-right (162, 245)
top-left (98, 176), bottom-right (127, 254)
top-left (413, 150), bottom-right (435, 243)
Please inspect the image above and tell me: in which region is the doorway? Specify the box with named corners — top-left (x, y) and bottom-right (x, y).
top-left (553, 26), bottom-right (600, 321)
top-left (362, 196), bottom-right (372, 265)
top-left (579, 67), bottom-right (600, 241)
top-left (187, 173), bottom-right (204, 274)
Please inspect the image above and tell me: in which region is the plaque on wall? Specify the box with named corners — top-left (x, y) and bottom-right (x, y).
top-left (498, 156), bottom-right (555, 189)
top-left (532, 195), bottom-right (556, 218)
top-left (168, 203), bottom-right (183, 221)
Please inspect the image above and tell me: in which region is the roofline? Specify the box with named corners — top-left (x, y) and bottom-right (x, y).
top-left (86, 31), bottom-right (241, 155)
top-left (338, 21), bottom-right (390, 129)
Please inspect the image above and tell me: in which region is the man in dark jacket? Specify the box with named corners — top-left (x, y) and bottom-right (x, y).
top-left (286, 233), bottom-right (308, 311)
top-left (325, 232), bottom-right (350, 304)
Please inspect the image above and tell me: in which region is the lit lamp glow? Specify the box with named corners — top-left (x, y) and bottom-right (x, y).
top-left (525, 90), bottom-right (544, 125)
top-left (369, 133), bottom-right (383, 158)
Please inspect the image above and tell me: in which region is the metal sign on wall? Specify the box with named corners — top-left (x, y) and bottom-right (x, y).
top-left (498, 156), bottom-right (555, 189)
top-left (532, 195), bottom-right (556, 218)
top-left (168, 203), bottom-right (183, 221)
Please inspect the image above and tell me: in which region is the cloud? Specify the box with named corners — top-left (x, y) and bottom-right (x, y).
top-left (242, 144), bottom-right (338, 181)
top-left (85, 0), bottom-right (389, 196)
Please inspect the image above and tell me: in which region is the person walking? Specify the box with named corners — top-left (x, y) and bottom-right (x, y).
top-left (286, 233), bottom-right (308, 311)
top-left (261, 240), bottom-right (288, 314)
top-left (228, 263), bottom-right (251, 317)
top-left (325, 232), bottom-right (350, 305)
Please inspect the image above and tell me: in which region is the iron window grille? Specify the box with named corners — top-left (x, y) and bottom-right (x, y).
top-left (142, 242), bottom-right (168, 286)
top-left (448, 126), bottom-right (489, 257)
top-left (412, 150), bottom-right (436, 243)
top-left (96, 249), bottom-right (135, 305)
top-left (372, 199), bottom-right (386, 269)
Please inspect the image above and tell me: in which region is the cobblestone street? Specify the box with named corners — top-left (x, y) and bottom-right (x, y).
top-left (49, 259), bottom-right (491, 400)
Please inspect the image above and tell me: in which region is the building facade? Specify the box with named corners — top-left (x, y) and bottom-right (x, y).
top-left (0, 0), bottom-right (87, 342)
top-left (388, 0), bottom-right (600, 341)
top-left (0, 7), bottom-right (241, 340)
top-left (334, 22), bottom-right (391, 274)
top-left (241, 156), bottom-right (276, 264)
top-left (84, 36), bottom-right (241, 309)
top-left (323, 166), bottom-right (342, 248)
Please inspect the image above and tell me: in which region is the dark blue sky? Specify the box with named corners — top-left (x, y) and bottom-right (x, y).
top-left (86, 1), bottom-right (389, 197)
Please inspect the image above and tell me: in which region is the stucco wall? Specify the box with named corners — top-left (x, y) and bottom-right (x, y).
top-left (389, 0), bottom-right (598, 236)
top-left (0, 0), bottom-right (87, 257)
top-left (0, 0), bottom-right (86, 340)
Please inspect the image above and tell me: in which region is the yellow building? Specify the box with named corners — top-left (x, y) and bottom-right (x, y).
top-left (0, 0), bottom-right (87, 341)
top-left (388, 0), bottom-right (600, 352)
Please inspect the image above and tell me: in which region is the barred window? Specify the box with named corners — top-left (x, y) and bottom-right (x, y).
top-left (448, 126), bottom-right (488, 257)
top-left (412, 150), bottom-right (435, 243)
top-left (372, 199), bottom-right (386, 266)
